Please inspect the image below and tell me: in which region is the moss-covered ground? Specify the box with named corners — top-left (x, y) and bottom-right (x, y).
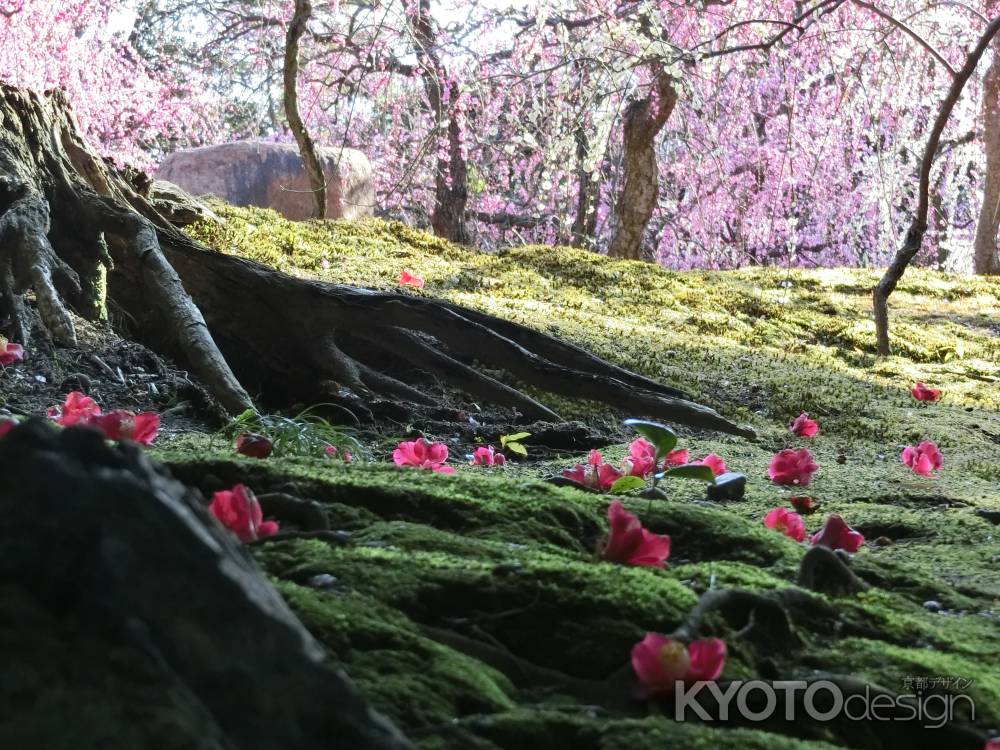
top-left (165, 206), bottom-right (1000, 748)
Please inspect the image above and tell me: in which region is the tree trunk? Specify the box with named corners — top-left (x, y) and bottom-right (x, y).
top-left (0, 82), bottom-right (754, 438)
top-left (608, 73), bottom-right (676, 261)
top-left (973, 38), bottom-right (1000, 275)
top-left (570, 129), bottom-right (599, 248)
top-left (283, 0), bottom-right (327, 220)
top-left (410, 0), bottom-right (469, 244)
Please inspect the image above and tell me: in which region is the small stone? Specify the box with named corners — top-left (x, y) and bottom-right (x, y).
top-left (308, 574), bottom-right (338, 589)
top-left (706, 472), bottom-right (746, 502)
top-left (922, 600), bottom-right (942, 612)
top-left (637, 487), bottom-right (668, 501)
top-left (836, 454), bottom-right (847, 464)
top-left (872, 536), bottom-right (893, 547)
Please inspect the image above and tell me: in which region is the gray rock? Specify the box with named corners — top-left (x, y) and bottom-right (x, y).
top-left (706, 471), bottom-right (747, 502)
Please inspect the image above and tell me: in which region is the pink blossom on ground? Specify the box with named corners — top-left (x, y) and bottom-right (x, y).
top-left (810, 513), bottom-right (864, 553)
top-left (562, 450), bottom-right (623, 491)
top-left (0, 340), bottom-right (24, 366)
top-left (236, 432), bottom-right (273, 459)
top-left (911, 382), bottom-right (941, 402)
top-left (664, 448), bottom-right (690, 467)
top-left (601, 500), bottom-right (670, 568)
top-left (697, 453), bottom-right (727, 476)
top-left (623, 437), bottom-right (657, 477)
top-left (471, 445), bottom-right (506, 466)
top-left (631, 633), bottom-right (727, 696)
top-left (399, 269), bottom-right (426, 288)
top-left (208, 483), bottom-right (279, 543)
top-left (764, 507), bottom-right (806, 542)
top-left (790, 412), bottom-right (819, 437)
top-left (0, 419), bottom-right (15, 438)
top-left (768, 448), bottom-right (819, 486)
top-left (901, 440), bottom-right (943, 477)
top-left (90, 410), bottom-right (161, 446)
top-left (393, 437), bottom-right (455, 473)
top-left (47, 391), bottom-right (102, 427)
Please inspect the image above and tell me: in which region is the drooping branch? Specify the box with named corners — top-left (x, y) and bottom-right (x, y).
top-left (284, 0), bottom-right (327, 220)
top-left (874, 15), bottom-right (1000, 355)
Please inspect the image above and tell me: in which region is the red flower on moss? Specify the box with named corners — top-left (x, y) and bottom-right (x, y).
top-left (810, 513), bottom-right (864, 553)
top-left (790, 496), bottom-right (818, 514)
top-left (768, 448), bottom-right (818, 486)
top-left (399, 269), bottom-right (425, 289)
top-left (236, 432), bottom-right (273, 459)
top-left (563, 449), bottom-right (623, 491)
top-left (90, 410), bottom-right (161, 446)
top-left (209, 483), bottom-right (279, 543)
top-left (601, 500), bottom-right (670, 568)
top-left (0, 338), bottom-right (24, 366)
top-left (471, 445), bottom-right (506, 466)
top-left (764, 507), bottom-right (806, 542)
top-left (623, 438), bottom-right (657, 477)
top-left (790, 412), bottom-right (819, 438)
top-left (901, 440), bottom-right (942, 477)
top-left (48, 391), bottom-right (102, 426)
top-left (393, 437), bottom-right (454, 473)
top-left (664, 448), bottom-right (690, 467)
top-left (911, 382), bottom-right (941, 402)
top-left (697, 453), bottom-right (727, 476)
top-left (631, 633), bottom-right (727, 697)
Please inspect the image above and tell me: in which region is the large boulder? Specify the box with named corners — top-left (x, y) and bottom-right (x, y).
top-left (155, 141), bottom-right (375, 221)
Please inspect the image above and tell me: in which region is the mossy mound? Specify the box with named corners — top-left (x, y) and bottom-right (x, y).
top-left (175, 207), bottom-right (1000, 748)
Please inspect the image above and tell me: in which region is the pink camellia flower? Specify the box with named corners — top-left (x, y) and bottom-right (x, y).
top-left (208, 483), bottom-right (279, 543)
top-left (0, 418), bottom-right (15, 438)
top-left (985, 740), bottom-right (1000, 750)
top-left (399, 269), bottom-right (426, 289)
top-left (764, 507), bottom-right (806, 542)
top-left (790, 412), bottom-right (819, 438)
top-left (563, 449), bottom-right (623, 491)
top-left (90, 410), bottom-right (161, 446)
top-left (0, 339), bottom-right (24, 366)
top-left (911, 382), bottom-right (941, 402)
top-left (790, 496), bottom-right (818, 514)
top-left (631, 633), bottom-right (727, 697)
top-left (236, 432), bottom-right (273, 459)
top-left (471, 445), bottom-right (506, 466)
top-left (393, 437), bottom-right (455, 473)
top-left (901, 440), bottom-right (943, 477)
top-left (324, 444), bottom-right (354, 462)
top-left (768, 448), bottom-right (818, 486)
top-left (47, 391), bottom-right (102, 426)
top-left (664, 448), bottom-right (690, 467)
top-left (810, 513), bottom-right (864, 553)
top-left (698, 453), bottom-right (727, 476)
top-left (623, 437), bottom-right (657, 477)
top-left (601, 499), bottom-right (671, 568)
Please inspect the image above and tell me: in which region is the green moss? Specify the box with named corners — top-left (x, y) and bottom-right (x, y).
top-left (172, 207), bottom-right (1000, 747)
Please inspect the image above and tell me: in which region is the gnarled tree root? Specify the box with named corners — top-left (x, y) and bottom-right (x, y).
top-left (797, 545), bottom-right (869, 595)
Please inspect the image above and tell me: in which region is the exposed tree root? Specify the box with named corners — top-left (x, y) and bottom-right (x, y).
top-left (669, 588), bottom-right (798, 647)
top-left (0, 82), bottom-right (752, 438)
top-left (797, 545), bottom-right (869, 595)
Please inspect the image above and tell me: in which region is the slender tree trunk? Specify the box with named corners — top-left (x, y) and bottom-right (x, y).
top-left (608, 73), bottom-right (676, 261)
top-left (974, 38), bottom-right (1000, 275)
top-left (570, 129), bottom-right (598, 248)
top-left (410, 0), bottom-right (469, 244)
top-left (283, 0), bottom-right (326, 220)
top-left (874, 16), bottom-right (1000, 355)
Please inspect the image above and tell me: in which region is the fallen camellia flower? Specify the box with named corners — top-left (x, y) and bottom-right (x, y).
top-left (790, 412), bottom-right (819, 438)
top-left (810, 513), bottom-right (864, 553)
top-left (399, 269), bottom-right (426, 289)
top-left (563, 449), bottom-right (623, 491)
top-left (901, 439), bottom-right (943, 477)
top-left (911, 381), bottom-right (941, 402)
top-left (236, 432), bottom-right (274, 459)
top-left (768, 447), bottom-right (818, 486)
top-left (0, 418), bottom-right (15, 438)
top-left (208, 483), bottom-right (279, 543)
top-left (601, 499), bottom-right (670, 568)
top-left (623, 437), bottom-right (657, 477)
top-left (697, 453), bottom-right (727, 476)
top-left (393, 437), bottom-right (455, 473)
top-left (48, 391), bottom-right (102, 426)
top-left (631, 633), bottom-right (727, 697)
top-left (470, 445), bottom-right (506, 466)
top-left (325, 444), bottom-right (354, 462)
top-left (90, 410), bottom-right (161, 446)
top-left (0, 337), bottom-right (24, 366)
top-left (664, 448), bottom-right (690, 467)
top-left (764, 507), bottom-right (806, 542)
top-left (790, 496), bottom-right (818, 514)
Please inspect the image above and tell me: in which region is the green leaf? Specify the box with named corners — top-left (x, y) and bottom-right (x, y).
top-left (505, 441), bottom-right (528, 457)
top-left (610, 475), bottom-right (647, 494)
top-left (623, 419), bottom-right (677, 459)
top-left (500, 432), bottom-right (532, 446)
top-left (661, 465), bottom-right (717, 484)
